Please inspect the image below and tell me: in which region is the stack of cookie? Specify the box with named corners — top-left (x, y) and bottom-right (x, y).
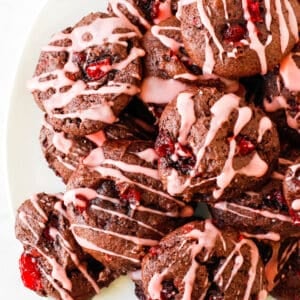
top-left (15, 0), bottom-right (300, 299)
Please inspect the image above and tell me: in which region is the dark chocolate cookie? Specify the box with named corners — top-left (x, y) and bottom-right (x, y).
top-left (178, 0), bottom-right (300, 78)
top-left (155, 87), bottom-right (279, 201)
top-left (28, 12), bottom-right (145, 136)
top-left (15, 193), bottom-right (116, 300)
top-left (65, 139), bottom-right (194, 273)
top-left (141, 220), bottom-right (267, 300)
top-left (209, 151), bottom-right (300, 238)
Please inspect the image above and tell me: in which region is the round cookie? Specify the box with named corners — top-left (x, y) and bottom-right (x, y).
top-left (283, 157), bottom-right (300, 225)
top-left (209, 151), bottom-right (300, 238)
top-left (178, 0), bottom-right (300, 78)
top-left (15, 193), bottom-right (115, 300)
top-left (28, 12), bottom-right (145, 136)
top-left (262, 41), bottom-right (300, 144)
top-left (40, 105), bottom-right (157, 184)
top-left (155, 87), bottom-right (279, 201)
top-left (64, 139), bottom-right (194, 273)
top-left (141, 220), bottom-right (267, 300)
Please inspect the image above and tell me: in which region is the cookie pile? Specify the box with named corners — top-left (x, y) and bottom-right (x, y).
top-left (15, 0), bottom-right (300, 299)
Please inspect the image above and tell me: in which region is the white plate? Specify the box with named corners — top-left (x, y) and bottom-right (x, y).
top-left (6, 0), bottom-right (136, 298)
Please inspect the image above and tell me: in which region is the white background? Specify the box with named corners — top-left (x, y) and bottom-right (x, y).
top-left (0, 0), bottom-right (46, 297)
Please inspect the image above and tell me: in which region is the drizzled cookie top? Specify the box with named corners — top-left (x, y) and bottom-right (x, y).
top-left (142, 220), bottom-right (267, 300)
top-left (156, 87), bottom-right (279, 200)
top-left (177, 0), bottom-right (299, 77)
top-left (15, 193), bottom-right (112, 300)
top-left (28, 13), bottom-right (145, 135)
top-left (64, 140), bottom-right (193, 273)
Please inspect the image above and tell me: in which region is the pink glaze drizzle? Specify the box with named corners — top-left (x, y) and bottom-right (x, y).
top-left (176, 92), bottom-right (196, 145)
top-left (139, 76), bottom-right (187, 104)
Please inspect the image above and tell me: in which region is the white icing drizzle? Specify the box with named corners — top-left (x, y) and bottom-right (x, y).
top-left (28, 16), bottom-right (144, 123)
top-left (214, 201), bottom-right (293, 223)
top-left (70, 224), bottom-right (159, 246)
top-left (139, 76), bottom-right (188, 105)
top-left (151, 25), bottom-right (184, 52)
top-left (108, 0), bottom-right (150, 34)
top-left (176, 92), bottom-right (196, 145)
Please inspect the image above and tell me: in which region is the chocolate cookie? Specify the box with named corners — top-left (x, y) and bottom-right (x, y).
top-left (65, 139), bottom-right (194, 273)
top-left (40, 106), bottom-right (156, 183)
top-left (155, 87), bottom-right (279, 201)
top-left (141, 220), bottom-right (267, 300)
top-left (15, 193), bottom-right (115, 300)
top-left (263, 41), bottom-right (300, 144)
top-left (283, 157), bottom-right (300, 225)
top-left (28, 12), bottom-right (145, 136)
top-left (209, 150), bottom-right (300, 238)
top-left (178, 0), bottom-right (300, 78)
